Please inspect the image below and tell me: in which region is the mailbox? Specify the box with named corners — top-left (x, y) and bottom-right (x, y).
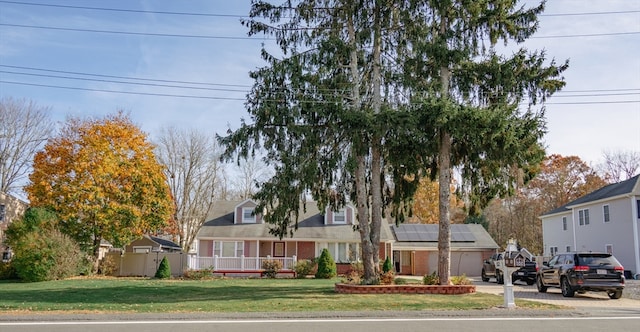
top-left (504, 252), bottom-right (526, 268)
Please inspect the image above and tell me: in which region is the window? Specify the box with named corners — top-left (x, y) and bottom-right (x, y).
top-left (566, 246), bottom-right (571, 252)
top-left (550, 246), bottom-right (558, 256)
top-left (0, 204), bottom-right (5, 222)
top-left (133, 246), bottom-right (152, 253)
top-left (242, 208), bottom-right (255, 223)
top-left (214, 241), bottom-right (244, 257)
top-left (318, 242), bottom-right (359, 263)
top-left (603, 205), bottom-right (610, 223)
top-left (605, 244), bottom-right (613, 254)
top-left (578, 209), bottom-right (590, 225)
top-left (562, 217), bottom-right (567, 231)
top-left (333, 210), bottom-right (346, 224)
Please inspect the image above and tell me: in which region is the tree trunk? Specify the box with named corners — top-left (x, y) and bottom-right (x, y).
top-left (355, 154), bottom-right (375, 282)
top-left (437, 14), bottom-right (452, 285)
top-left (437, 129), bottom-right (452, 285)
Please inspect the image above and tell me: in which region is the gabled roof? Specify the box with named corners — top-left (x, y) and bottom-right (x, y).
top-left (148, 235), bottom-right (181, 250)
top-left (541, 174), bottom-right (640, 217)
top-left (198, 200), bottom-right (394, 242)
top-left (390, 223), bottom-right (499, 249)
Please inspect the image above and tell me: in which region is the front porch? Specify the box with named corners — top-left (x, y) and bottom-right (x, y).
top-left (188, 255), bottom-right (297, 272)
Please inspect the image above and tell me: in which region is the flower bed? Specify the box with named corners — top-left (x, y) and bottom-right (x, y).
top-left (335, 283), bottom-right (476, 295)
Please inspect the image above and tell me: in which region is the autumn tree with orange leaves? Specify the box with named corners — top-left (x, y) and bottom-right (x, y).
top-left (411, 177), bottom-right (465, 224)
top-left (26, 112), bottom-right (174, 268)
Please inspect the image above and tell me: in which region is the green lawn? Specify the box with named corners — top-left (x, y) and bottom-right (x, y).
top-left (0, 277), bottom-right (557, 313)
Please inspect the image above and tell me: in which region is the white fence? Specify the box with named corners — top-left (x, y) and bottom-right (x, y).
top-left (188, 255), bottom-right (297, 271)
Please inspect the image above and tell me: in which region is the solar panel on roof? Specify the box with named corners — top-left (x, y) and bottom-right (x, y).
top-left (393, 224), bottom-right (476, 242)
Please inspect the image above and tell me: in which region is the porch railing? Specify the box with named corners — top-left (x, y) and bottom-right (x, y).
top-left (188, 255), bottom-right (297, 271)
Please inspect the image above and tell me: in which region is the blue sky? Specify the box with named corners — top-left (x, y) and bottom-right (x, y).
top-left (0, 0), bottom-right (639, 166)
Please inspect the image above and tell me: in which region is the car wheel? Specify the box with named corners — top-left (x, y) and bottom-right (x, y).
top-left (536, 276), bottom-right (547, 293)
top-left (497, 271), bottom-right (504, 285)
top-left (526, 279), bottom-right (535, 286)
top-left (608, 290), bottom-right (623, 299)
top-left (481, 269), bottom-right (489, 282)
top-left (561, 277), bottom-right (575, 297)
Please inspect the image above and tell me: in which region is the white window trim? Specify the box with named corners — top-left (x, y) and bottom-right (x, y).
top-left (565, 245), bottom-right (571, 252)
top-left (562, 217), bottom-right (567, 231)
top-left (333, 209), bottom-right (347, 224)
top-left (214, 241), bottom-right (245, 257)
top-left (578, 209), bottom-right (590, 226)
top-left (603, 204), bottom-right (610, 223)
top-left (133, 246), bottom-right (152, 253)
top-left (242, 207), bottom-right (256, 223)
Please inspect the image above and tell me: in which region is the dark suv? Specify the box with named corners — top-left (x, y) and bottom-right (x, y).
top-left (536, 252), bottom-right (625, 299)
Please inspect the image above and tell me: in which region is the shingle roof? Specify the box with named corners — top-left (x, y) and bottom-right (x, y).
top-left (541, 174), bottom-right (640, 217)
top-left (149, 236), bottom-right (181, 250)
top-left (198, 200), bottom-right (395, 242)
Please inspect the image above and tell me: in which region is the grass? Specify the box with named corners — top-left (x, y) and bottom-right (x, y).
top-left (0, 277), bottom-right (558, 313)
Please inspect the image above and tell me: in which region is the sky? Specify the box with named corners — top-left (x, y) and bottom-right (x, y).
top-left (0, 0), bottom-right (639, 167)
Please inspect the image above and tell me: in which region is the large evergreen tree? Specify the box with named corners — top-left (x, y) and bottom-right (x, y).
top-left (221, 0), bottom-right (567, 284)
top-left (400, 0), bottom-right (568, 284)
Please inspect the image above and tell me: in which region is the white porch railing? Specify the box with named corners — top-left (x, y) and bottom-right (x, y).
top-left (188, 255), bottom-right (297, 271)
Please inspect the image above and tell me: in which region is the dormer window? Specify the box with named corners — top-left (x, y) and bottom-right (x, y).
top-left (242, 207), bottom-right (256, 223)
top-left (333, 210), bottom-right (346, 224)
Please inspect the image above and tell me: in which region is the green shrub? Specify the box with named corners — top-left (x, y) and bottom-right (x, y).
top-left (315, 248), bottom-right (336, 279)
top-left (382, 257), bottom-right (393, 273)
top-left (155, 256), bottom-right (171, 279)
top-left (10, 230), bottom-right (85, 282)
top-left (0, 261), bottom-right (17, 280)
top-left (261, 259), bottom-right (283, 278)
top-left (293, 259), bottom-right (315, 278)
top-left (451, 274), bottom-right (472, 285)
top-left (423, 271), bottom-right (439, 285)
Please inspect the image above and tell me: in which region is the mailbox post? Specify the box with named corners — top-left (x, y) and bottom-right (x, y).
top-left (500, 238), bottom-right (525, 309)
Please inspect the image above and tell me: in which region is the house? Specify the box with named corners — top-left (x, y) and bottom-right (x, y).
top-left (193, 199), bottom-right (394, 275)
top-left (539, 174), bottom-right (640, 278)
top-left (125, 235), bottom-right (183, 253)
top-left (192, 199), bottom-right (499, 276)
top-left (0, 192), bottom-right (28, 262)
top-left (390, 223), bottom-right (499, 276)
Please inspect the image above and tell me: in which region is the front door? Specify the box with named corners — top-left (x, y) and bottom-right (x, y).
top-left (273, 242), bottom-right (285, 257)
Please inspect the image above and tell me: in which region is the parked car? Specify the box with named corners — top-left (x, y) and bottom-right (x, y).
top-left (481, 253), bottom-right (504, 284)
top-left (511, 260), bottom-right (537, 285)
top-left (536, 252), bottom-right (625, 299)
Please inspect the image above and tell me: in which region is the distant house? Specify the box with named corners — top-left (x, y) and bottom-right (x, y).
top-left (540, 174), bottom-right (640, 278)
top-left (0, 192), bottom-right (28, 262)
top-left (125, 235), bottom-right (182, 253)
top-left (192, 199), bottom-right (498, 276)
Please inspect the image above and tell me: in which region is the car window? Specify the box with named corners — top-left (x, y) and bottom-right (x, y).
top-left (578, 254), bottom-right (619, 266)
top-left (548, 256), bottom-right (559, 265)
top-left (565, 254), bottom-right (574, 265)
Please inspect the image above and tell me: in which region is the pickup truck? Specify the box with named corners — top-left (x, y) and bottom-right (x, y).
top-left (481, 251), bottom-right (537, 285)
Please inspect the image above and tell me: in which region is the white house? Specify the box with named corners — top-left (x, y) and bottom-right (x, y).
top-left (540, 174), bottom-right (640, 278)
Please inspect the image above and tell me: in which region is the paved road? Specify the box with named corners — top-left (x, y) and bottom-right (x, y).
top-left (2, 316), bottom-right (640, 332)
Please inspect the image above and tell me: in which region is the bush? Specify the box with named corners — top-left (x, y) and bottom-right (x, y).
top-left (155, 256), bottom-right (171, 279)
top-left (293, 259), bottom-right (315, 278)
top-left (261, 259), bottom-right (283, 278)
top-left (315, 248), bottom-right (337, 279)
top-left (380, 270), bottom-right (395, 285)
top-left (0, 261), bottom-right (17, 280)
top-left (394, 277), bottom-right (409, 285)
top-left (382, 256), bottom-right (393, 273)
top-left (451, 274), bottom-right (472, 285)
top-left (10, 230), bottom-right (85, 282)
top-left (183, 267), bottom-right (215, 280)
top-left (423, 271), bottom-right (439, 285)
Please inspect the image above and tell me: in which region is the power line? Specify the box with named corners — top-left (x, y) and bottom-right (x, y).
top-left (2, 80), bottom-right (638, 105)
top-left (1, 22), bottom-right (637, 40)
top-left (0, 70), bottom-right (249, 93)
top-left (0, 23), bottom-right (270, 41)
top-left (0, 64), bottom-right (252, 88)
top-left (0, 0), bottom-right (245, 18)
top-left (1, 1), bottom-right (638, 18)
top-left (0, 80), bottom-right (247, 101)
